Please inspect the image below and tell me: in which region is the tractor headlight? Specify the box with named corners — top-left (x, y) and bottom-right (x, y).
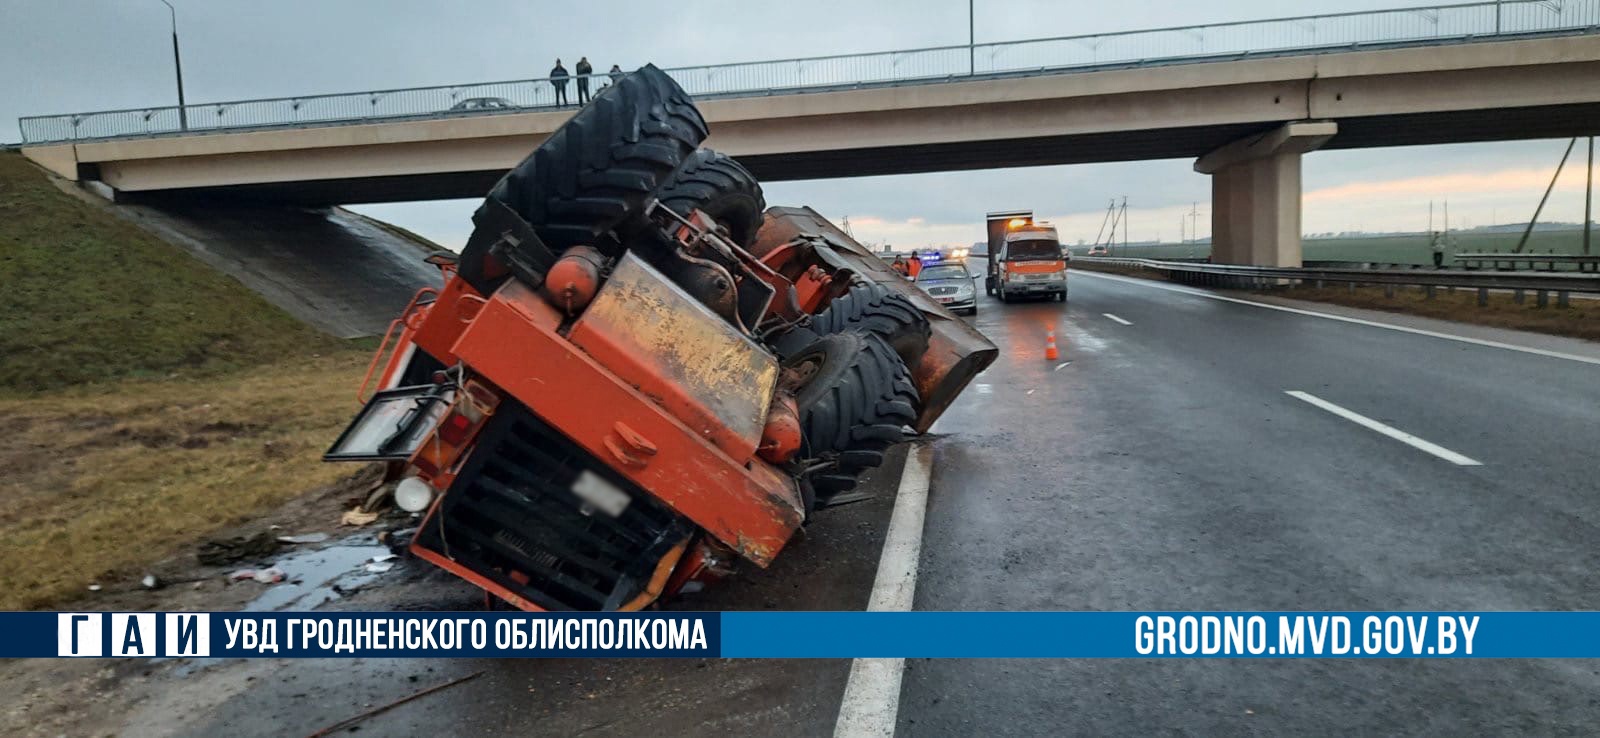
top-left (394, 477), bottom-right (435, 513)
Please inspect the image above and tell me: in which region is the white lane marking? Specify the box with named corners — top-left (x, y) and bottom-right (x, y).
top-left (834, 444), bottom-right (934, 738)
top-left (1102, 313), bottom-right (1133, 326)
top-left (1074, 270), bottom-right (1600, 367)
top-left (1285, 391), bottom-right (1482, 466)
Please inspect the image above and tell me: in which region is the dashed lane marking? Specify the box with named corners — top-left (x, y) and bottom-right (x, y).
top-left (1286, 390), bottom-right (1482, 466)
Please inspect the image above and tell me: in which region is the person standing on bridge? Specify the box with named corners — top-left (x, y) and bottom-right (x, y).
top-left (608, 64), bottom-right (625, 87)
top-left (575, 57), bottom-right (593, 104)
top-left (550, 59), bottom-right (570, 106)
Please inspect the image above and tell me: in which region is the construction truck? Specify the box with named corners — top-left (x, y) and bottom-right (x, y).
top-left (324, 66), bottom-right (997, 612)
top-left (984, 211), bottom-right (1068, 303)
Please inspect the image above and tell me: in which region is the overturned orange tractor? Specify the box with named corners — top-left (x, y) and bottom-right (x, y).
top-left (326, 66), bottom-right (996, 611)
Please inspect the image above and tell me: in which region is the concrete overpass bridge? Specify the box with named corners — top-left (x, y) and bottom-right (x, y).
top-left (19, 0), bottom-right (1600, 266)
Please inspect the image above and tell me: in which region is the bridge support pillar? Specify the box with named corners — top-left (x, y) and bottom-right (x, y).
top-left (1196, 121), bottom-right (1336, 268)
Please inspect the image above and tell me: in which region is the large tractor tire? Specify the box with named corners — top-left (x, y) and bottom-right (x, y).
top-left (812, 282), bottom-right (932, 367)
top-left (785, 332), bottom-right (919, 499)
top-left (482, 64), bottom-right (707, 255)
top-left (654, 148), bottom-right (766, 248)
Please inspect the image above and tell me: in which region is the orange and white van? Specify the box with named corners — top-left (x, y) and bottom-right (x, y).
top-left (996, 224), bottom-right (1068, 302)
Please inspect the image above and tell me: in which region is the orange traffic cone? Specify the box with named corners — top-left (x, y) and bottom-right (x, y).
top-left (1044, 325), bottom-right (1060, 361)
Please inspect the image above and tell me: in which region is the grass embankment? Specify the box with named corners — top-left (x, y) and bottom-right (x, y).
top-left (1071, 260), bottom-right (1600, 342)
top-left (0, 151), bottom-right (345, 392)
top-left (0, 151), bottom-right (390, 609)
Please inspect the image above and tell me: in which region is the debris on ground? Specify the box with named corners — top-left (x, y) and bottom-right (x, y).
top-left (140, 574), bottom-right (160, 590)
top-left (277, 532), bottom-right (331, 544)
top-left (86, 584), bottom-right (101, 592)
top-left (363, 552), bottom-right (398, 573)
top-left (228, 567), bottom-right (286, 584)
top-left (339, 509), bottom-right (380, 527)
top-left (197, 531), bottom-right (281, 566)
top-left (306, 671), bottom-right (484, 738)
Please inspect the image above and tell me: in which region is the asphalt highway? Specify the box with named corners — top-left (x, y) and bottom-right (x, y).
top-left (86, 271), bottom-right (1600, 736)
top-left (907, 270), bottom-right (1600, 735)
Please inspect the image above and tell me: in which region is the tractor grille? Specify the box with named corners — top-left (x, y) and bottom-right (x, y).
top-left (414, 403), bottom-right (690, 611)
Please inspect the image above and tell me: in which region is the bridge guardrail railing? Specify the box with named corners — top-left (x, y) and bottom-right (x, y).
top-left (1079, 256), bottom-right (1600, 307)
top-left (18, 0), bottom-right (1600, 144)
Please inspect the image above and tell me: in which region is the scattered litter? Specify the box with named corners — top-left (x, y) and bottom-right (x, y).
top-left (361, 551), bottom-right (399, 573)
top-left (1054, 361), bottom-right (1072, 371)
top-left (1026, 389), bottom-right (1035, 395)
top-left (197, 531), bottom-right (281, 566)
top-left (87, 584), bottom-right (102, 592)
top-left (229, 567), bottom-right (286, 584)
top-left (306, 672), bottom-right (483, 738)
top-left (140, 574), bottom-right (161, 590)
top-left (277, 532), bottom-right (331, 545)
top-left (340, 509), bottom-right (380, 527)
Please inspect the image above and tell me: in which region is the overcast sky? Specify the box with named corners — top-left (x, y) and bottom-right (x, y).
top-left (4, 0), bottom-right (1595, 249)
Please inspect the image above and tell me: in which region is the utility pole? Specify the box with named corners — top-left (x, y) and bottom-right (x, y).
top-left (158, 0), bottom-right (188, 130)
top-left (1107, 200), bottom-right (1117, 255)
top-left (1586, 136), bottom-right (1594, 255)
top-left (1120, 196), bottom-right (1129, 255)
top-left (1515, 137), bottom-right (1577, 253)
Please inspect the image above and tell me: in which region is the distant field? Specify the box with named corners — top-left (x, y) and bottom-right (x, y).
top-left (1084, 229), bottom-right (1595, 266)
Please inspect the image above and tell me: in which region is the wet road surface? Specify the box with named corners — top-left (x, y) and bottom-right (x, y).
top-left (98, 271), bottom-right (1600, 735)
top-left (906, 271), bottom-right (1600, 735)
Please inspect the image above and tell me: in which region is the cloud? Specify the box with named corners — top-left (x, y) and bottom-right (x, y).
top-left (1306, 165), bottom-right (1592, 203)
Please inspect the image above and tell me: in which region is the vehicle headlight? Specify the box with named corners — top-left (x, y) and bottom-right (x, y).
top-left (394, 477), bottom-right (435, 513)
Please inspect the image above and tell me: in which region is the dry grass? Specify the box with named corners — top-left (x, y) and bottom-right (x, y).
top-left (1263, 284), bottom-right (1600, 342)
top-left (0, 350), bottom-right (375, 610)
top-left (1072, 261), bottom-right (1600, 342)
